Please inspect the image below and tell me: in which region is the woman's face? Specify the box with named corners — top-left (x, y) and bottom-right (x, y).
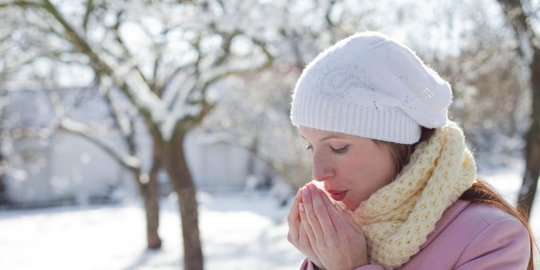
top-left (299, 126), bottom-right (396, 210)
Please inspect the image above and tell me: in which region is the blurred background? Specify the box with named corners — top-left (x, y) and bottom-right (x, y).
top-left (0, 0), bottom-right (539, 269)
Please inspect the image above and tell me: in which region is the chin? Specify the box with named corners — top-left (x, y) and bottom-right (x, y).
top-left (343, 200), bottom-right (359, 211)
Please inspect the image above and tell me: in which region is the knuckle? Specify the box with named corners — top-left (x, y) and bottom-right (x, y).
top-left (287, 233), bottom-right (293, 243)
top-left (287, 215), bottom-right (294, 224)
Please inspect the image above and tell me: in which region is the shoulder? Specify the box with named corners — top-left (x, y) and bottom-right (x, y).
top-left (459, 201), bottom-right (522, 224)
top-left (417, 200), bottom-right (531, 269)
top-left (451, 201), bottom-right (530, 268)
top-left (426, 200), bottom-right (527, 239)
top-left (446, 201), bottom-right (529, 242)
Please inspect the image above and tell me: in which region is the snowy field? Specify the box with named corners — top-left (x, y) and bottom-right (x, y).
top-left (1, 164), bottom-right (539, 270)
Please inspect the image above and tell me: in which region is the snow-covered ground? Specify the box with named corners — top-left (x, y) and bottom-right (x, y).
top-left (1, 164), bottom-right (539, 270)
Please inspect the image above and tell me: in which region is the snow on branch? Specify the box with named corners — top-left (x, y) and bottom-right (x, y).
top-left (108, 62), bottom-right (166, 123)
top-left (161, 100), bottom-right (203, 141)
top-left (26, 0), bottom-right (164, 127)
top-left (201, 35), bottom-right (272, 92)
top-left (59, 118), bottom-right (141, 170)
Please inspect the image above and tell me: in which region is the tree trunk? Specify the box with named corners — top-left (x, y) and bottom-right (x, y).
top-left (0, 148), bottom-right (5, 204)
top-left (140, 182), bottom-right (162, 249)
top-left (143, 154), bottom-right (163, 249)
top-left (176, 183), bottom-right (203, 270)
top-left (135, 167), bottom-right (162, 249)
top-left (160, 132), bottom-right (203, 270)
top-left (0, 176), bottom-right (4, 201)
top-left (518, 49), bottom-right (540, 219)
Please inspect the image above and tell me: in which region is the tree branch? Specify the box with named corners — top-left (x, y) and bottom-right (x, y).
top-left (82, 0), bottom-right (94, 33)
top-left (110, 10), bottom-right (152, 88)
top-left (201, 35), bottom-right (272, 92)
top-left (58, 119), bottom-right (140, 171)
top-left (325, 0), bottom-right (338, 28)
top-left (41, 70), bottom-right (139, 172)
top-left (162, 62), bottom-right (196, 94)
top-left (99, 78), bottom-right (139, 157)
top-left (169, 33), bottom-right (273, 136)
top-left (497, 0), bottom-right (537, 60)
top-left (0, 1), bottom-right (43, 9)
top-left (39, 0), bottom-right (158, 125)
top-left (40, 0), bottom-right (113, 75)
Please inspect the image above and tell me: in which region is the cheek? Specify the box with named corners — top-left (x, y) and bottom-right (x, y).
top-left (341, 150), bottom-right (395, 208)
top-left (343, 153), bottom-right (393, 183)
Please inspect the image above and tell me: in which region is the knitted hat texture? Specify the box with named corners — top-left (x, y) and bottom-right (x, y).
top-left (290, 32), bottom-right (452, 144)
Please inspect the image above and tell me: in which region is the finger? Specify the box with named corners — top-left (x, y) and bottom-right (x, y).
top-left (288, 188), bottom-right (302, 220)
top-left (298, 219), bottom-right (310, 244)
top-left (318, 188), bottom-right (348, 231)
top-left (299, 201), bottom-right (318, 246)
top-left (317, 188), bottom-right (339, 222)
top-left (301, 185), bottom-right (324, 241)
top-left (339, 207), bottom-right (363, 233)
top-left (311, 186), bottom-right (337, 238)
top-left (316, 189), bottom-right (362, 233)
top-left (326, 201), bottom-right (363, 234)
top-left (287, 189), bottom-right (302, 242)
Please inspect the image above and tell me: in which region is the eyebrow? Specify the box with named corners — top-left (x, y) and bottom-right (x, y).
top-left (300, 134), bottom-right (345, 143)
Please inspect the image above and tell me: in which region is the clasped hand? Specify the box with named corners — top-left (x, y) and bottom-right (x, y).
top-left (287, 183), bottom-right (368, 270)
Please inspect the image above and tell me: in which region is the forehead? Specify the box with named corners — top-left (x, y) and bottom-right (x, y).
top-left (298, 126), bottom-right (353, 141)
top-left (298, 126), bottom-right (388, 148)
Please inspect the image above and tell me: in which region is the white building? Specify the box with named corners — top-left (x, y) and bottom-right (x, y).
top-left (2, 89), bottom-right (270, 206)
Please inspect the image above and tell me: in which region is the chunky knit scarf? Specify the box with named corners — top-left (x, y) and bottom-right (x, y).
top-left (349, 121), bottom-right (476, 269)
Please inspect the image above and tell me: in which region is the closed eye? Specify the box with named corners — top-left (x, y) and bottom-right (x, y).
top-left (331, 145), bottom-right (350, 154)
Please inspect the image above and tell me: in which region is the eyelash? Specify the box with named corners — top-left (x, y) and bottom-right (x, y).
top-left (331, 145), bottom-right (350, 154)
top-left (305, 145), bottom-right (350, 154)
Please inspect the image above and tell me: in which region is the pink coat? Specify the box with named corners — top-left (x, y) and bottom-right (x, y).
top-left (299, 200), bottom-right (531, 270)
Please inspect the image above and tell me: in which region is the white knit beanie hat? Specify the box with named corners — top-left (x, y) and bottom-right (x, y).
top-left (290, 32), bottom-right (452, 144)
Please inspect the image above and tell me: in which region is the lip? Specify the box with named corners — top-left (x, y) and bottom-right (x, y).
top-left (327, 189), bottom-right (348, 201)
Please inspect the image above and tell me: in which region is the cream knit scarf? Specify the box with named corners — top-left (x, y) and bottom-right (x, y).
top-left (350, 121), bottom-right (476, 269)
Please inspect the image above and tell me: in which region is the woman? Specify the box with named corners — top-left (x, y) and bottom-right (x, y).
top-left (287, 32), bottom-right (534, 270)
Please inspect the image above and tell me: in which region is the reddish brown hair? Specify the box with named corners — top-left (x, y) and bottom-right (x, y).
top-left (380, 127), bottom-right (535, 270)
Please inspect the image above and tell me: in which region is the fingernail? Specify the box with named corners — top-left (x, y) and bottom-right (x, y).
top-left (299, 203), bottom-right (305, 212)
top-left (302, 187), bottom-right (309, 196)
top-left (308, 184), bottom-right (316, 191)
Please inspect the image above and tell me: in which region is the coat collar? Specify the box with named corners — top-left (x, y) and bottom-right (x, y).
top-left (420, 200), bottom-right (472, 250)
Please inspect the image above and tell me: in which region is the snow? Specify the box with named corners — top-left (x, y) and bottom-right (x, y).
top-left (161, 102), bottom-right (202, 141)
top-left (118, 70), bottom-right (166, 123)
top-left (0, 166), bottom-right (538, 270)
top-left (0, 192), bottom-right (303, 270)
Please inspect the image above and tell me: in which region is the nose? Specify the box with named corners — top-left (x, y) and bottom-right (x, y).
top-left (311, 152), bottom-right (334, 182)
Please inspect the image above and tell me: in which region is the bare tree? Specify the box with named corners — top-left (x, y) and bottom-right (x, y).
top-left (0, 5), bottom-right (30, 204)
top-left (496, 0), bottom-right (540, 219)
top-left (200, 67), bottom-right (312, 189)
top-left (0, 3), bottom-right (165, 249)
top-left (199, 0), bottom-right (367, 191)
top-left (46, 77), bottom-right (166, 249)
top-left (0, 1), bottom-right (272, 269)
